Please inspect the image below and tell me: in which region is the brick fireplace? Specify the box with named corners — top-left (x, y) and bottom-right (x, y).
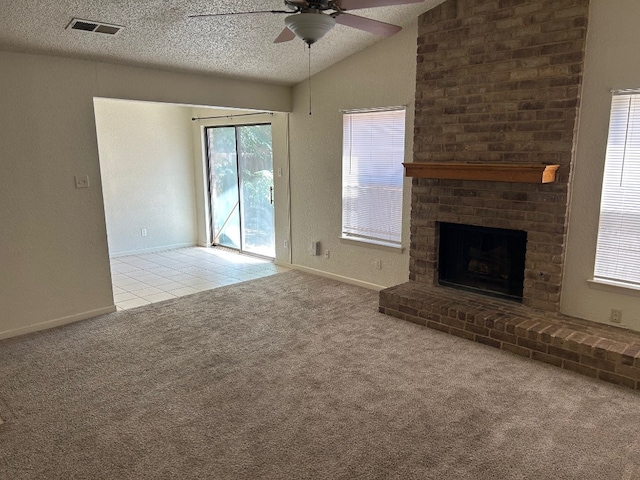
top-left (380, 0), bottom-right (640, 390)
top-left (409, 0), bottom-right (589, 312)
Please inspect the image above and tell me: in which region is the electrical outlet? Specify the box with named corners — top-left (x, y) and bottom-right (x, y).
top-left (277, 167), bottom-right (283, 177)
top-left (284, 240), bottom-right (288, 249)
top-left (375, 259), bottom-right (382, 270)
top-left (610, 309), bottom-right (623, 324)
top-left (74, 175), bottom-right (90, 189)
top-left (141, 228), bottom-right (147, 237)
top-left (324, 250), bottom-right (330, 259)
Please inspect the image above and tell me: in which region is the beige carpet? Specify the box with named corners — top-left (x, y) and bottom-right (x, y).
top-left (1, 271), bottom-right (640, 479)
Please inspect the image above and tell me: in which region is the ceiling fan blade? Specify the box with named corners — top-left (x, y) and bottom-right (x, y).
top-left (189, 10), bottom-right (290, 19)
top-left (336, 0), bottom-right (424, 10)
top-left (334, 13), bottom-right (402, 36)
top-left (274, 27), bottom-right (296, 43)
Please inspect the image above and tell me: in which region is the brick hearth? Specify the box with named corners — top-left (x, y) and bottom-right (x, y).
top-left (380, 284), bottom-right (640, 390)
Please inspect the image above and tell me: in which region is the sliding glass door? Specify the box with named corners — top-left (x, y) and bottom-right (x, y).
top-left (206, 124), bottom-right (275, 258)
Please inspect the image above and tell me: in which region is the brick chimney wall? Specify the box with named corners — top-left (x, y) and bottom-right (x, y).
top-left (409, 0), bottom-right (589, 311)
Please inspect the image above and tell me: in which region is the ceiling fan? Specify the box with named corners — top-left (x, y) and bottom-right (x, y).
top-left (189, 0), bottom-right (426, 46)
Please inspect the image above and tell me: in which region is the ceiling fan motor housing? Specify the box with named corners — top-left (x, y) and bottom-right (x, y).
top-left (286, 0), bottom-right (333, 11)
top-left (309, 0), bottom-right (332, 8)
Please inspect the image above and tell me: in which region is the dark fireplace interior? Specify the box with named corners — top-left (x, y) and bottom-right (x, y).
top-left (438, 223), bottom-right (527, 302)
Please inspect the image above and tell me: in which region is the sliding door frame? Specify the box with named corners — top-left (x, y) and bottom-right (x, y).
top-left (204, 123), bottom-right (274, 257)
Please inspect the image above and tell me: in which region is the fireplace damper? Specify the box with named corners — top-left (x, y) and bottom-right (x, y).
top-left (438, 223), bottom-right (527, 302)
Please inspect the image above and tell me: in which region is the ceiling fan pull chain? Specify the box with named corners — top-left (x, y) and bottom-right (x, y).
top-left (308, 44), bottom-right (312, 116)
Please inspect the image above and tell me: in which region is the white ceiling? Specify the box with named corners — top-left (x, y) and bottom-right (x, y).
top-left (0, 0), bottom-right (444, 86)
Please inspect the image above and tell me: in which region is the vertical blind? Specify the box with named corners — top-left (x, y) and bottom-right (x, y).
top-left (594, 92), bottom-right (640, 285)
top-left (341, 108), bottom-right (405, 245)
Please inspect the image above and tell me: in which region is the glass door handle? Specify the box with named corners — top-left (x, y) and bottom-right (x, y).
top-left (270, 186), bottom-right (274, 205)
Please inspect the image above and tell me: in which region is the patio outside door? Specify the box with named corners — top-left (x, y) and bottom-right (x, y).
top-left (205, 124), bottom-right (275, 258)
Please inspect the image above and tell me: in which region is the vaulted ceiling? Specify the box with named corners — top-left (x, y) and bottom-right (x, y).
top-left (0, 0), bottom-right (444, 86)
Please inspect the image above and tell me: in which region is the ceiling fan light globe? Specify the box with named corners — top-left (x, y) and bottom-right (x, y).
top-left (285, 12), bottom-right (336, 45)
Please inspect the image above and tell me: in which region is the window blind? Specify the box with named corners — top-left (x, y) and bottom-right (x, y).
top-left (341, 108), bottom-right (405, 245)
top-left (594, 93), bottom-right (640, 286)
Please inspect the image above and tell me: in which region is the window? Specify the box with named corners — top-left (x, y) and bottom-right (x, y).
top-left (341, 107), bottom-right (406, 247)
top-left (594, 91), bottom-right (640, 286)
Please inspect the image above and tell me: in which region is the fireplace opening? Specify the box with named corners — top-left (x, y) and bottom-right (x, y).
top-left (438, 222), bottom-right (527, 302)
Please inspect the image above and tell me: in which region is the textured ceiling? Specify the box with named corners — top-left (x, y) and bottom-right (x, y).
top-left (0, 0), bottom-right (444, 86)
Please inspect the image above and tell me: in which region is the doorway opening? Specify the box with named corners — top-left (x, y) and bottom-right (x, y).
top-left (205, 124), bottom-right (275, 258)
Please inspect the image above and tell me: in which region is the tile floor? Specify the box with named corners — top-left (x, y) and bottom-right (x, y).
top-left (110, 247), bottom-right (288, 311)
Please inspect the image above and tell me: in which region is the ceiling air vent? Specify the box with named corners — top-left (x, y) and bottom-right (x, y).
top-left (67, 18), bottom-right (123, 35)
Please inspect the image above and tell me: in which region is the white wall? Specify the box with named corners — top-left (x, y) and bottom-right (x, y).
top-left (562, 0), bottom-right (640, 331)
top-left (0, 50), bottom-right (291, 340)
top-left (287, 22), bottom-right (417, 289)
top-left (95, 99), bottom-right (198, 256)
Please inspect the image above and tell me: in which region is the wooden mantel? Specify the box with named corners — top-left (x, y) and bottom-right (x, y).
top-left (403, 162), bottom-right (559, 184)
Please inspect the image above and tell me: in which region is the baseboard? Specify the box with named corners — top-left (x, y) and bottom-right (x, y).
top-left (0, 306), bottom-right (117, 341)
top-left (276, 262), bottom-right (385, 291)
top-left (109, 242), bottom-right (197, 258)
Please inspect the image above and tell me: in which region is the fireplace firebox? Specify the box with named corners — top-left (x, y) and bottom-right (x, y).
top-left (438, 223), bottom-right (527, 302)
